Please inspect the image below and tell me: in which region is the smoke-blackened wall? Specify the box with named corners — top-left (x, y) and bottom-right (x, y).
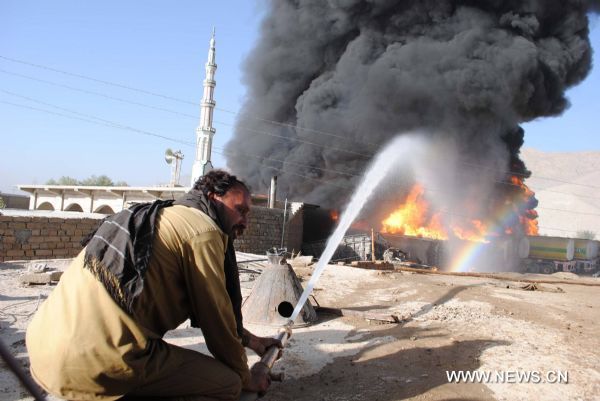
top-left (226, 0), bottom-right (597, 207)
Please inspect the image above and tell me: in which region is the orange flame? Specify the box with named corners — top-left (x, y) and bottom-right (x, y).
top-left (452, 219), bottom-right (489, 242)
top-left (381, 184), bottom-right (490, 243)
top-left (510, 176), bottom-right (539, 235)
top-left (330, 210), bottom-right (339, 221)
top-left (381, 185), bottom-right (448, 240)
top-left (381, 176), bottom-right (538, 241)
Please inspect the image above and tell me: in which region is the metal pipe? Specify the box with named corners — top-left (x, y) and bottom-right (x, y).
top-left (239, 323), bottom-right (293, 401)
top-left (260, 323), bottom-right (292, 369)
top-left (268, 176), bottom-right (277, 209)
top-left (280, 198), bottom-right (288, 249)
top-left (0, 338), bottom-right (46, 401)
top-left (371, 228), bottom-right (376, 262)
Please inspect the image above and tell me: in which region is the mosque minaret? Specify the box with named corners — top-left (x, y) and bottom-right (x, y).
top-left (190, 29), bottom-right (217, 186)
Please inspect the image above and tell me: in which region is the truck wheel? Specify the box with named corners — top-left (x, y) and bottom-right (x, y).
top-left (542, 265), bottom-right (553, 274)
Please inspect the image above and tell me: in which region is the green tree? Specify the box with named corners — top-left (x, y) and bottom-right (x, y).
top-left (0, 196), bottom-right (5, 209)
top-left (45, 175), bottom-right (128, 186)
top-left (79, 175), bottom-right (114, 186)
top-left (46, 176), bottom-right (79, 185)
top-left (576, 230), bottom-right (596, 240)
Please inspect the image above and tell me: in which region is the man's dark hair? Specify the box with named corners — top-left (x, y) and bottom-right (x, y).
top-left (193, 169), bottom-right (249, 196)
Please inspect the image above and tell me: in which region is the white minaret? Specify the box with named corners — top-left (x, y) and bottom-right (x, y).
top-left (191, 28), bottom-right (217, 186)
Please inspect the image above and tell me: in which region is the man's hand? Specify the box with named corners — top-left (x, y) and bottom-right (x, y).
top-left (245, 361), bottom-right (271, 395)
top-left (243, 329), bottom-right (283, 357)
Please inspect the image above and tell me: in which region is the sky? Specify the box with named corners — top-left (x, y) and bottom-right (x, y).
top-left (0, 1), bottom-right (598, 195)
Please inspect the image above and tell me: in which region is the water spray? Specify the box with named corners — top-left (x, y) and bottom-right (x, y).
top-left (242, 135), bottom-right (424, 400)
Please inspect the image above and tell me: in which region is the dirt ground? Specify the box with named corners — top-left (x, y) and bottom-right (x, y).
top-left (1, 257), bottom-right (599, 401)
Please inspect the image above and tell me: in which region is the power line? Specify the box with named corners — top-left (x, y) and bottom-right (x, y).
top-left (0, 98), bottom-right (356, 192)
top-left (212, 149), bottom-right (353, 190)
top-left (5, 91), bottom-right (600, 208)
top-left (0, 55), bottom-right (579, 184)
top-left (3, 55), bottom-right (599, 191)
top-left (4, 96), bottom-right (600, 227)
top-left (0, 69), bottom-right (200, 120)
top-left (0, 84), bottom-right (570, 198)
top-left (213, 153), bottom-right (585, 234)
top-left (0, 68), bottom-right (372, 160)
top-left (214, 120), bottom-right (372, 159)
top-left (213, 145), bottom-right (360, 178)
top-left (0, 90), bottom-right (367, 180)
top-left (7, 83), bottom-right (600, 206)
top-left (215, 107), bottom-right (380, 149)
top-left (0, 55), bottom-right (197, 105)
top-left (0, 55), bottom-right (376, 147)
top-left (0, 100), bottom-right (193, 147)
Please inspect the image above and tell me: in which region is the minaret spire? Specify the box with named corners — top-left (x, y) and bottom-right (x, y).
top-left (191, 29), bottom-right (217, 186)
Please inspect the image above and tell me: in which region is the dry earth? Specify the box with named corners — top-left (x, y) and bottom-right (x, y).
top-left (1, 257), bottom-right (599, 401)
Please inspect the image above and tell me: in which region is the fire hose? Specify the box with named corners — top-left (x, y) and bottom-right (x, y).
top-left (239, 322), bottom-right (293, 401)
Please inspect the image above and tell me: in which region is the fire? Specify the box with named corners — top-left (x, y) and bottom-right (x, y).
top-left (510, 175), bottom-right (539, 235)
top-left (330, 210), bottom-right (339, 221)
top-left (452, 219), bottom-right (489, 242)
top-left (381, 184), bottom-right (490, 242)
top-left (381, 176), bottom-right (539, 242)
top-left (381, 185), bottom-right (448, 240)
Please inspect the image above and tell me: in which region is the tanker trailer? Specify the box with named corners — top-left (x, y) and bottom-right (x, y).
top-left (521, 236), bottom-right (576, 274)
top-left (574, 239), bottom-right (600, 273)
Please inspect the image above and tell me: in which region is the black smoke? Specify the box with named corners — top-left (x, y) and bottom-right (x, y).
top-left (226, 0), bottom-right (597, 208)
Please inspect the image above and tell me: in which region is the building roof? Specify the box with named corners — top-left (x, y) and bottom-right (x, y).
top-left (0, 208), bottom-right (106, 219)
top-left (18, 185), bottom-right (188, 197)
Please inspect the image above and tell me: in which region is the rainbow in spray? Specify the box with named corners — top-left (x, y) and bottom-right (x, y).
top-left (448, 203), bottom-right (521, 272)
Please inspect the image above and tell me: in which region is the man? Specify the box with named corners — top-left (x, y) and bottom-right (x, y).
top-left (26, 170), bottom-right (280, 400)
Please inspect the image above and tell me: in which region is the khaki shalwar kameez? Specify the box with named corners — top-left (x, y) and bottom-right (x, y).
top-left (26, 205), bottom-right (250, 401)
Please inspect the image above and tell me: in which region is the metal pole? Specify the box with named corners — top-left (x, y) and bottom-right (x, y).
top-left (0, 338), bottom-right (46, 401)
top-left (280, 198), bottom-right (288, 249)
top-left (268, 176), bottom-right (277, 209)
top-left (371, 228), bottom-right (376, 262)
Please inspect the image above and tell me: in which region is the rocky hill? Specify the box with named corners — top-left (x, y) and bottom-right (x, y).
top-left (521, 148), bottom-right (600, 238)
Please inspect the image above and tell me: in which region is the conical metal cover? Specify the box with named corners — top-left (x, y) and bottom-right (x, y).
top-left (242, 258), bottom-right (317, 327)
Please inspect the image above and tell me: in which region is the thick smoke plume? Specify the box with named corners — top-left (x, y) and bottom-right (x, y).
top-left (226, 0), bottom-right (597, 211)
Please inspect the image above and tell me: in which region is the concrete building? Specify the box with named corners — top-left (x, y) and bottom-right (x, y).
top-left (17, 185), bottom-right (187, 214)
top-left (0, 192), bottom-right (30, 209)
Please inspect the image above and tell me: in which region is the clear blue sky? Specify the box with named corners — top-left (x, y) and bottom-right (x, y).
top-left (1, 1), bottom-right (598, 194)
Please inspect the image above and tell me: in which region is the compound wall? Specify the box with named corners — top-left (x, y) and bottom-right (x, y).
top-left (0, 205), bottom-right (304, 262)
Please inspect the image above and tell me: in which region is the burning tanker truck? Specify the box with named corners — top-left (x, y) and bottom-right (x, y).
top-left (376, 232), bottom-right (599, 274)
top-left (225, 1), bottom-right (600, 273)
top-left (324, 177), bottom-right (600, 274)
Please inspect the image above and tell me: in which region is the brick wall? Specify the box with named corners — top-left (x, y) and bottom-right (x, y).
top-left (0, 205), bottom-right (305, 262)
top-left (0, 215), bottom-right (101, 262)
top-left (234, 205), bottom-right (304, 254)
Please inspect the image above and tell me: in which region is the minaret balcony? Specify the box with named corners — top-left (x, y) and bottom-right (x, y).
top-left (197, 127), bottom-right (216, 134)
